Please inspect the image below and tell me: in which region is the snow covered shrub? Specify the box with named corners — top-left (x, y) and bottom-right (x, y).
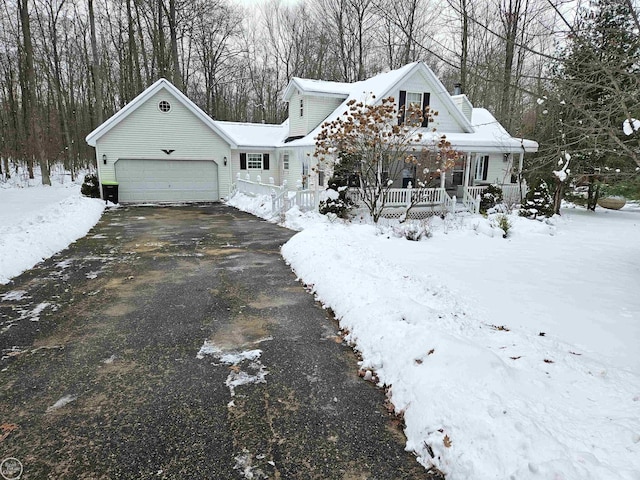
top-left (319, 176), bottom-right (353, 219)
top-left (479, 184), bottom-right (504, 214)
top-left (493, 214), bottom-right (512, 238)
top-left (81, 174), bottom-right (100, 198)
top-left (519, 179), bottom-right (554, 219)
top-left (393, 221), bottom-right (432, 241)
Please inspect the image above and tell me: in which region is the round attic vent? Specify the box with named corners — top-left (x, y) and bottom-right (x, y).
top-left (158, 100), bottom-right (171, 113)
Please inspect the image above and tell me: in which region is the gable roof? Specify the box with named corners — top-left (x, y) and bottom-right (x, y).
top-left (283, 78), bottom-right (352, 100)
top-left (85, 78), bottom-right (238, 148)
top-left (283, 62), bottom-right (476, 148)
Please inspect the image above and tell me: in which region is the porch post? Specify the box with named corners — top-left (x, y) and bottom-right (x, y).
top-left (464, 153), bottom-right (471, 188)
top-left (517, 152), bottom-right (524, 176)
top-left (440, 168), bottom-right (446, 189)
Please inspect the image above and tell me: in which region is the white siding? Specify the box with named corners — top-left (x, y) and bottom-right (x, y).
top-left (230, 150), bottom-right (279, 185)
top-left (283, 148), bottom-right (304, 189)
top-left (288, 92), bottom-right (345, 138)
top-left (288, 91), bottom-right (306, 137)
top-left (486, 154), bottom-right (515, 184)
top-left (452, 95), bottom-right (473, 122)
top-left (95, 90), bottom-right (232, 198)
top-left (305, 95), bottom-right (345, 134)
top-left (394, 70), bottom-right (465, 134)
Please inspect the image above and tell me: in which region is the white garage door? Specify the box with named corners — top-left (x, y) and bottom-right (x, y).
top-left (115, 159), bottom-right (219, 202)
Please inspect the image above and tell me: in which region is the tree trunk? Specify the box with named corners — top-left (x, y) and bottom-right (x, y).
top-left (460, 0), bottom-right (468, 89)
top-left (168, 0), bottom-right (183, 89)
top-left (88, 0), bottom-right (103, 126)
top-left (18, 0), bottom-right (35, 179)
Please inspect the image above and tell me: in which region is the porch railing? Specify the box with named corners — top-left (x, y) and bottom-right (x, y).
top-left (272, 189), bottom-right (319, 217)
top-left (462, 184), bottom-right (527, 210)
top-left (502, 185), bottom-right (525, 205)
top-left (235, 175), bottom-right (285, 197)
top-left (462, 188), bottom-right (481, 214)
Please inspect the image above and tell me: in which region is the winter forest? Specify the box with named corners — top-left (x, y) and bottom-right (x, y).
top-left (0, 0), bottom-right (639, 193)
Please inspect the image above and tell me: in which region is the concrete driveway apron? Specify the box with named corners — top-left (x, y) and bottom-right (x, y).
top-left (0, 204), bottom-right (441, 479)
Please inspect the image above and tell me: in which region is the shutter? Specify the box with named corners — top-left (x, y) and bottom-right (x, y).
top-left (482, 155), bottom-right (489, 181)
top-left (240, 153), bottom-right (247, 170)
top-left (421, 92), bottom-right (431, 127)
top-left (398, 90), bottom-right (406, 125)
top-left (263, 153), bottom-right (270, 170)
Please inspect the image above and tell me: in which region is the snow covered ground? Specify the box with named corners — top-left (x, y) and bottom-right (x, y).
top-left (0, 167), bottom-right (105, 284)
top-left (229, 192), bottom-right (640, 480)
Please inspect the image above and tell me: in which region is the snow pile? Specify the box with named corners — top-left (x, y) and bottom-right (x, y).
top-left (0, 168), bottom-right (105, 284)
top-left (281, 214), bottom-right (640, 479)
top-left (227, 191), bottom-right (332, 231)
top-left (278, 209), bottom-right (640, 479)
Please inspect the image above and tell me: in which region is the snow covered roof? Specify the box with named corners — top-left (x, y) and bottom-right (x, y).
top-left (417, 107), bottom-right (539, 153)
top-left (283, 78), bottom-right (352, 99)
top-left (283, 64), bottom-right (538, 153)
top-left (85, 78), bottom-right (238, 148)
top-left (283, 62), bottom-right (477, 148)
top-left (214, 120), bottom-right (289, 149)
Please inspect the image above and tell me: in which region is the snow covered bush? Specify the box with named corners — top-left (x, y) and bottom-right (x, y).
top-left (393, 220), bottom-right (432, 241)
top-left (519, 179), bottom-right (554, 219)
top-left (80, 174), bottom-right (100, 198)
top-left (492, 213), bottom-right (512, 238)
top-left (318, 176), bottom-right (353, 219)
top-left (479, 184), bottom-right (504, 214)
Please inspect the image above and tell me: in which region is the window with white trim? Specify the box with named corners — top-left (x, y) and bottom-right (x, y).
top-left (300, 99), bottom-right (304, 117)
top-left (406, 92), bottom-right (423, 110)
top-left (247, 153), bottom-right (263, 169)
top-left (475, 155), bottom-right (489, 180)
top-left (158, 100), bottom-right (171, 113)
top-left (283, 153), bottom-right (289, 170)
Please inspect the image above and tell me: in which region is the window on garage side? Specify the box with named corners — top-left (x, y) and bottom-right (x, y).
top-left (240, 153), bottom-right (270, 170)
top-left (283, 153), bottom-right (289, 170)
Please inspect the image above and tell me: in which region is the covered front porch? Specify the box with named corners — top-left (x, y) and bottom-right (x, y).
top-left (380, 149), bottom-right (528, 215)
top-left (349, 183), bottom-right (525, 218)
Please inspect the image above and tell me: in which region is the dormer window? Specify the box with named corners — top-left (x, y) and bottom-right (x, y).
top-left (406, 92), bottom-right (422, 110)
top-left (300, 99), bottom-right (304, 117)
top-left (398, 90), bottom-right (430, 127)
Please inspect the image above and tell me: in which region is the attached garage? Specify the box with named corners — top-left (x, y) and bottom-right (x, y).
top-left (115, 159), bottom-right (219, 202)
top-left (86, 78), bottom-right (236, 203)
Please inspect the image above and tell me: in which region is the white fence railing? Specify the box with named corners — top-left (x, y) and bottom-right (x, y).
top-left (462, 188), bottom-right (481, 214)
top-left (270, 189), bottom-right (319, 216)
top-left (463, 184), bottom-right (527, 211)
top-left (235, 178), bottom-right (528, 218)
top-left (502, 185), bottom-right (526, 205)
top-left (348, 187), bottom-right (451, 208)
top-left (235, 176), bottom-right (285, 197)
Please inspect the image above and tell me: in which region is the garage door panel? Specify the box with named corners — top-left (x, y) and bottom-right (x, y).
top-left (115, 159), bottom-right (219, 202)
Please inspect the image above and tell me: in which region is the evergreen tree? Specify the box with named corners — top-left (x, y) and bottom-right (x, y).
top-left (553, 0), bottom-right (640, 169)
top-left (519, 179), bottom-right (554, 219)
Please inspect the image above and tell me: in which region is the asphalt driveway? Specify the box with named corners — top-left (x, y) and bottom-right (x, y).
top-left (0, 204), bottom-right (440, 479)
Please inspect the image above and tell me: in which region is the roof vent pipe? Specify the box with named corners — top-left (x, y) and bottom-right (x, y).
top-left (454, 83), bottom-right (462, 95)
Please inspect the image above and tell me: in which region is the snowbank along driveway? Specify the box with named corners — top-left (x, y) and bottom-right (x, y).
top-left (0, 204), bottom-right (436, 479)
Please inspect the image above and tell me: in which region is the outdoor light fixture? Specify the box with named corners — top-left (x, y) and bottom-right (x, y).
top-left (102, 154), bottom-right (107, 165)
top-left (224, 156), bottom-right (228, 166)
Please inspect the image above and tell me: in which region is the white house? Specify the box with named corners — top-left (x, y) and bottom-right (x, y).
top-left (86, 62), bottom-right (537, 207)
